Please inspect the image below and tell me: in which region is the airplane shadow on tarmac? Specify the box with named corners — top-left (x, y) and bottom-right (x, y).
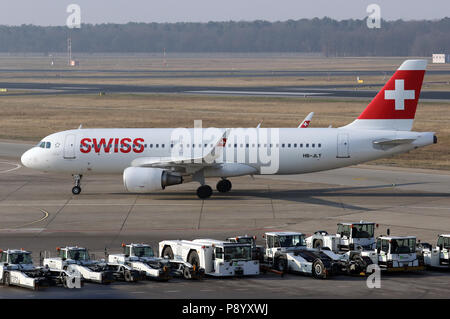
top-left (99, 182), bottom-right (448, 212)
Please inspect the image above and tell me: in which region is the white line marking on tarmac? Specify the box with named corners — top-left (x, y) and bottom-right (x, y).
top-left (164, 290), bottom-right (180, 293)
top-left (187, 90), bottom-right (330, 96)
top-left (0, 161), bottom-right (21, 174)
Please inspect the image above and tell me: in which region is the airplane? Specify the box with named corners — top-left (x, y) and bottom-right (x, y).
top-left (21, 60), bottom-right (437, 199)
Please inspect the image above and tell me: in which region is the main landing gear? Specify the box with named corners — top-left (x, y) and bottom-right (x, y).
top-left (216, 179), bottom-right (232, 193)
top-left (72, 174), bottom-right (82, 195)
top-left (195, 179), bottom-right (232, 199)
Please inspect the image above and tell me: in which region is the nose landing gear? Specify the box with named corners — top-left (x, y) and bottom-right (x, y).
top-left (72, 174), bottom-right (82, 195)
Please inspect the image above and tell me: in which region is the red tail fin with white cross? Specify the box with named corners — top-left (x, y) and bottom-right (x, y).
top-left (344, 59), bottom-right (427, 131)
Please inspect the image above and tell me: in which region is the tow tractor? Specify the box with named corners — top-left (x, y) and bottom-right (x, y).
top-left (263, 232), bottom-right (346, 279)
top-left (306, 221), bottom-right (377, 251)
top-left (417, 234), bottom-right (450, 269)
top-left (374, 235), bottom-right (424, 272)
top-left (108, 243), bottom-right (172, 280)
top-left (159, 239), bottom-right (259, 277)
top-left (1, 248), bottom-right (75, 290)
top-left (305, 221), bottom-right (378, 270)
top-left (43, 246), bottom-right (115, 284)
top-left (226, 235), bottom-right (264, 262)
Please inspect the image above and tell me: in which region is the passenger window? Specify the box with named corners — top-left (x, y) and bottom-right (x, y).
top-left (282, 144), bottom-right (285, 148)
top-left (288, 144), bottom-right (291, 148)
top-left (312, 143), bottom-right (315, 148)
top-left (294, 143), bottom-right (297, 147)
top-left (300, 143), bottom-right (303, 148)
top-left (162, 144), bottom-right (165, 148)
top-left (306, 144), bottom-right (309, 148)
top-left (318, 143), bottom-right (321, 148)
top-left (156, 144), bottom-right (159, 148)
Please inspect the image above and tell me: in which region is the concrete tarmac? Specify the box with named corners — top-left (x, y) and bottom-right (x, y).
top-left (0, 142), bottom-right (449, 298)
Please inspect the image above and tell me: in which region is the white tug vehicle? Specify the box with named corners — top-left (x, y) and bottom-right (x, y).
top-left (108, 243), bottom-right (174, 280)
top-left (264, 232), bottom-right (345, 278)
top-left (417, 234), bottom-right (450, 269)
top-left (374, 235), bottom-right (425, 272)
top-left (306, 222), bottom-right (377, 251)
top-left (305, 222), bottom-right (378, 268)
top-left (43, 246), bottom-right (115, 284)
top-left (158, 239), bottom-right (259, 277)
top-left (0, 249), bottom-right (48, 290)
top-left (1, 248), bottom-right (76, 290)
top-left (226, 235), bottom-right (264, 262)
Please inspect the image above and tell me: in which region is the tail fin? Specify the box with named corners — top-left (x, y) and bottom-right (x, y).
top-left (298, 112), bottom-right (314, 128)
top-left (344, 59), bottom-right (427, 131)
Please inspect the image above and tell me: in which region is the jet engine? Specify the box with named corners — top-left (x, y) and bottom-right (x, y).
top-left (123, 167), bottom-right (183, 192)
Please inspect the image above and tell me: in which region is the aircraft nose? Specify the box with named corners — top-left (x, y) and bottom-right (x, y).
top-left (21, 149), bottom-right (33, 168)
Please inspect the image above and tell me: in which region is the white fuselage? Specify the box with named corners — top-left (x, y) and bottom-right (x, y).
top-left (21, 127), bottom-right (434, 177)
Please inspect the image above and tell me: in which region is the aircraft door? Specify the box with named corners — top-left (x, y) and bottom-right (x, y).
top-left (337, 133), bottom-right (350, 158)
top-left (63, 134), bottom-right (76, 159)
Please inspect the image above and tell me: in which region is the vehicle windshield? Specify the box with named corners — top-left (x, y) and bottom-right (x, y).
top-left (351, 224), bottom-right (375, 238)
top-left (437, 236), bottom-right (450, 250)
top-left (236, 238), bottom-right (253, 245)
top-left (133, 246), bottom-right (154, 257)
top-left (223, 245), bottom-right (251, 261)
top-left (278, 235), bottom-right (305, 247)
top-left (68, 249), bottom-right (90, 261)
top-left (391, 238), bottom-right (416, 254)
top-left (9, 253), bottom-right (33, 265)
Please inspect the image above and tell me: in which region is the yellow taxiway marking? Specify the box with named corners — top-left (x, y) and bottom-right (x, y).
top-left (15, 209), bottom-right (49, 229)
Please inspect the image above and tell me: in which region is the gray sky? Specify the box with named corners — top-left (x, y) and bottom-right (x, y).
top-left (1, 0), bottom-right (449, 26)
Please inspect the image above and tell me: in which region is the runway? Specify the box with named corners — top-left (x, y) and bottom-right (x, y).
top-left (1, 81), bottom-right (450, 101)
top-left (0, 141), bottom-right (449, 298)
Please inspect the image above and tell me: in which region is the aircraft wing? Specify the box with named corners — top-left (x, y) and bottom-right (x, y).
top-left (131, 129), bottom-right (229, 173)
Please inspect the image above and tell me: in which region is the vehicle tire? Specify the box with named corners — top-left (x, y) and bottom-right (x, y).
top-left (124, 270), bottom-right (133, 282)
top-left (3, 272), bottom-right (10, 286)
top-left (183, 267), bottom-right (192, 280)
top-left (275, 256), bottom-right (288, 273)
top-left (72, 186), bottom-right (81, 195)
top-left (188, 251), bottom-right (200, 270)
top-left (61, 273), bottom-right (68, 288)
top-left (312, 259), bottom-right (326, 279)
top-left (197, 185), bottom-right (213, 199)
top-left (313, 240), bottom-right (323, 249)
top-left (162, 246), bottom-right (174, 259)
top-left (216, 179), bottom-right (232, 193)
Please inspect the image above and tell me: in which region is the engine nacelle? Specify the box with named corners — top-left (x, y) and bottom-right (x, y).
top-left (123, 167), bottom-right (183, 193)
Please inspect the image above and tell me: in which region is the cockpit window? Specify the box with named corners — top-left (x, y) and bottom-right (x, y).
top-left (37, 141), bottom-right (51, 149)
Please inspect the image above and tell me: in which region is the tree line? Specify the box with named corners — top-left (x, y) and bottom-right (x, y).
top-left (0, 18), bottom-right (449, 56)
